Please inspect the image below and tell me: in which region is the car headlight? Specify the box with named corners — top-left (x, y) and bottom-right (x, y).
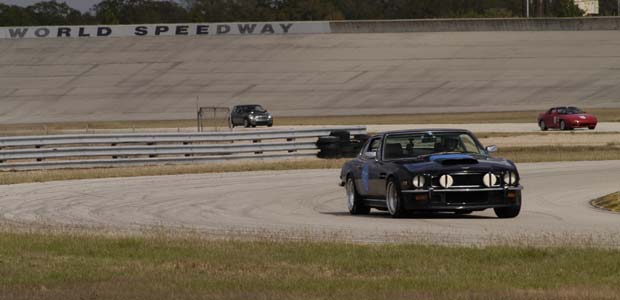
top-left (503, 171), bottom-right (518, 186)
top-left (268, 115), bottom-right (272, 119)
top-left (249, 115), bottom-right (255, 120)
top-left (482, 173), bottom-right (498, 187)
top-left (439, 174), bottom-right (453, 188)
top-left (412, 175), bottom-right (425, 188)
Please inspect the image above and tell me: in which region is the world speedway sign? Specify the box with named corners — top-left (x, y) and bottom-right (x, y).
top-left (0, 22), bottom-right (331, 39)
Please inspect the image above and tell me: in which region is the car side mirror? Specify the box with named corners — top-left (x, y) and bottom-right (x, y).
top-left (485, 145), bottom-right (498, 153)
top-left (365, 151), bottom-right (377, 159)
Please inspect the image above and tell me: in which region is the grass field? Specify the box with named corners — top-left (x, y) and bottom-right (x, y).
top-left (2, 108), bottom-right (619, 135)
top-left (0, 230), bottom-right (619, 300)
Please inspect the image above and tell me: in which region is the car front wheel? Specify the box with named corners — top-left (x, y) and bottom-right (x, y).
top-left (386, 179), bottom-right (406, 218)
top-left (346, 177), bottom-right (370, 215)
top-left (494, 205), bottom-right (521, 218)
top-left (560, 120), bottom-right (569, 131)
top-left (244, 119), bottom-right (250, 128)
top-left (539, 120), bottom-right (547, 131)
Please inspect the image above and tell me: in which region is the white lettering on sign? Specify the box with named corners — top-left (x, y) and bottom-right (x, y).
top-left (0, 22), bottom-right (331, 39)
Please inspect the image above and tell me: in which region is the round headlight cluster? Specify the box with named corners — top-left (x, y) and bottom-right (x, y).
top-left (482, 173), bottom-right (498, 187)
top-left (439, 174), bottom-right (454, 188)
top-left (412, 175), bottom-right (425, 188)
top-left (503, 171), bottom-right (518, 186)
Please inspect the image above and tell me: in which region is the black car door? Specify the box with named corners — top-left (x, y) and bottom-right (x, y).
top-left (233, 106), bottom-right (245, 125)
top-left (360, 137), bottom-right (385, 199)
top-left (367, 138), bottom-right (393, 199)
top-left (356, 137), bottom-right (383, 198)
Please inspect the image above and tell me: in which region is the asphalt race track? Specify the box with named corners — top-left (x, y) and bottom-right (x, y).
top-left (1, 160), bottom-right (619, 246)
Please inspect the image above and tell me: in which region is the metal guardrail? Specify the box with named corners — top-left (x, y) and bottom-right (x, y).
top-left (0, 127), bottom-right (366, 148)
top-left (0, 126), bottom-right (367, 171)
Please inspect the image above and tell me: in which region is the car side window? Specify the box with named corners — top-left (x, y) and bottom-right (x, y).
top-left (550, 108), bottom-right (556, 114)
top-left (362, 138), bottom-right (381, 159)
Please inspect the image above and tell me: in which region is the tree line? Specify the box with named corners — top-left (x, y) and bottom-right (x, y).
top-left (1, 0), bottom-right (616, 27)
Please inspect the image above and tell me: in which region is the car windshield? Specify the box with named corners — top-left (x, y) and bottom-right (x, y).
top-left (248, 105), bottom-right (266, 113)
top-left (382, 132), bottom-right (485, 160)
top-left (563, 107), bottom-right (584, 114)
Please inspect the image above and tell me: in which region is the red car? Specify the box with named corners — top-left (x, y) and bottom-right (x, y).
top-left (537, 106), bottom-right (597, 131)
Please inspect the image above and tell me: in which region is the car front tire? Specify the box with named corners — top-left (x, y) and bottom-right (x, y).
top-left (539, 120), bottom-right (547, 131)
top-left (494, 205), bottom-right (520, 218)
top-left (346, 177), bottom-right (370, 215)
top-left (244, 119), bottom-right (250, 128)
top-left (560, 120), bottom-right (570, 131)
top-left (386, 178), bottom-right (406, 218)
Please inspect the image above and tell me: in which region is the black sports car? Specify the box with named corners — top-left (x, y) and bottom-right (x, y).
top-left (339, 129), bottom-right (522, 218)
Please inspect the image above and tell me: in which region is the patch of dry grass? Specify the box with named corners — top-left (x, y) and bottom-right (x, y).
top-left (495, 146), bottom-right (620, 163)
top-left (0, 158), bottom-right (348, 185)
top-left (1, 146), bottom-right (619, 185)
top-left (590, 192), bottom-right (620, 213)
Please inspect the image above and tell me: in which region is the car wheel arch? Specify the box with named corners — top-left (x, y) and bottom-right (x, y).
top-left (386, 174), bottom-right (400, 189)
top-left (346, 173), bottom-right (360, 194)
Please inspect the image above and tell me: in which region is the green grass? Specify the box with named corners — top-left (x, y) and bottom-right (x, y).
top-left (591, 192), bottom-right (620, 213)
top-left (0, 230), bottom-right (619, 300)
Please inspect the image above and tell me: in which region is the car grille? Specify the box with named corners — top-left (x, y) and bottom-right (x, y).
top-left (255, 116), bottom-right (269, 121)
top-left (431, 173), bottom-right (489, 188)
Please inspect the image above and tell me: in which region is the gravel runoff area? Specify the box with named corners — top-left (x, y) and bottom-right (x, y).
top-left (1, 160), bottom-right (619, 247)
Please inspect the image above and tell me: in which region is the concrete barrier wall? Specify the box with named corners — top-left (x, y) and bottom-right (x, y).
top-left (0, 22), bottom-right (331, 39)
top-left (330, 17), bottom-right (620, 33)
top-left (3, 18), bottom-right (620, 40)
top-left (3, 18), bottom-right (620, 124)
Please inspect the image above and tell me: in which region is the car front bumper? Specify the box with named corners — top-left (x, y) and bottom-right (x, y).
top-left (249, 119), bottom-right (273, 126)
top-left (569, 121), bottom-right (596, 128)
top-left (399, 186), bottom-right (522, 211)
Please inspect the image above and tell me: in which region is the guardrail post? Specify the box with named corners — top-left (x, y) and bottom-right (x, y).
top-left (112, 143), bottom-right (117, 159)
top-left (35, 145), bottom-right (43, 161)
top-left (287, 138), bottom-right (296, 153)
top-left (184, 142), bottom-right (192, 157)
top-left (253, 139), bottom-right (262, 155)
top-left (148, 142), bottom-right (157, 158)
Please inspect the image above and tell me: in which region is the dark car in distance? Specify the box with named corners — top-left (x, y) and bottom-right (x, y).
top-left (229, 104), bottom-right (273, 128)
top-left (537, 106), bottom-right (597, 131)
top-left (339, 129), bottom-right (522, 218)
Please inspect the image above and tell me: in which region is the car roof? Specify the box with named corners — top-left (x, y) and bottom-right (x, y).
top-left (372, 128), bottom-right (472, 138)
top-left (552, 106), bottom-right (579, 109)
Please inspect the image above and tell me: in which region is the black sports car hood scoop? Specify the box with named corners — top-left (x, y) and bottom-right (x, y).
top-left (401, 153), bottom-right (516, 173)
top-left (427, 154), bottom-right (478, 165)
